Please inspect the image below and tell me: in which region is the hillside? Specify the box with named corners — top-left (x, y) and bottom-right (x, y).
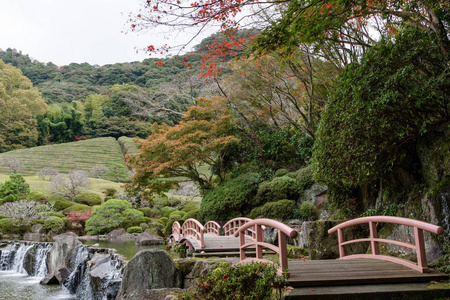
top-left (0, 137), bottom-right (140, 182)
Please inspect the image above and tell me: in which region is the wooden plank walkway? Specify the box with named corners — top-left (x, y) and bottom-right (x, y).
top-left (286, 258), bottom-right (449, 287)
top-left (182, 234), bottom-right (255, 252)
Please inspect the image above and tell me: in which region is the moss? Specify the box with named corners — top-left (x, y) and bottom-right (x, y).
top-left (175, 259), bottom-right (196, 277)
top-left (428, 175), bottom-right (450, 197)
top-left (286, 245), bottom-right (308, 258)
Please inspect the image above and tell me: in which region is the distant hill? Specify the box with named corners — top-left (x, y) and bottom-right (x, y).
top-left (0, 137), bottom-right (140, 182)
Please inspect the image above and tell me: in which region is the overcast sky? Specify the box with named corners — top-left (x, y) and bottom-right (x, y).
top-left (0, 0), bottom-right (196, 66)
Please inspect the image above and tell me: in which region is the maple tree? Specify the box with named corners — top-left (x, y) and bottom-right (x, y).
top-left (65, 210), bottom-right (92, 233)
top-left (125, 96), bottom-right (239, 200)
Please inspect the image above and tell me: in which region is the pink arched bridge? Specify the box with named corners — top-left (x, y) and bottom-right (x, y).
top-left (171, 216), bottom-right (448, 285)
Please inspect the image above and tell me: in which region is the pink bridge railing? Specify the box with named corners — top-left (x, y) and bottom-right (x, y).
top-left (182, 218), bottom-right (206, 248)
top-left (234, 218), bottom-right (298, 277)
top-left (172, 221), bottom-right (182, 241)
top-left (328, 216), bottom-right (445, 273)
top-left (204, 220), bottom-right (221, 235)
top-left (223, 217), bottom-right (266, 241)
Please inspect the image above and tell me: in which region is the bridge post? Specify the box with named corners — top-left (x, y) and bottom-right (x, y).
top-left (239, 231), bottom-right (246, 260)
top-left (369, 221), bottom-right (380, 255)
top-left (255, 225), bottom-right (263, 259)
top-left (278, 230), bottom-right (288, 276)
top-left (414, 227), bottom-right (427, 271)
top-left (338, 228), bottom-right (345, 257)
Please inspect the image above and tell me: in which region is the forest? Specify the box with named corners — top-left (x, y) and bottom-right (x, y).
top-left (0, 0), bottom-right (449, 281)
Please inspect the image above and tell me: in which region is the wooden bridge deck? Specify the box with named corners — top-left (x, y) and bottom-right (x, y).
top-left (182, 233), bottom-right (255, 252)
top-left (286, 258), bottom-right (449, 287)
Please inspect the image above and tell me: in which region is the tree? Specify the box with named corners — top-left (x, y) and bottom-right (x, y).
top-left (1, 158), bottom-right (25, 174)
top-left (90, 164), bottom-right (109, 179)
top-left (85, 199), bottom-right (144, 234)
top-left (0, 200), bottom-right (52, 226)
top-left (48, 171), bottom-right (91, 201)
top-left (36, 167), bottom-right (59, 180)
top-left (0, 60), bottom-right (47, 152)
top-left (66, 210), bottom-right (92, 234)
top-left (125, 96), bottom-right (239, 200)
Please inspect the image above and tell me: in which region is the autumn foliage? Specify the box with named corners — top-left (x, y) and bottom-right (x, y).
top-left (66, 210), bottom-right (92, 232)
top-left (125, 96), bottom-right (239, 199)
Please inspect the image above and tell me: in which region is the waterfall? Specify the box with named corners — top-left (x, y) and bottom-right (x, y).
top-left (65, 245), bottom-right (89, 294)
top-left (34, 243), bottom-right (52, 277)
top-left (11, 243), bottom-right (34, 274)
top-left (0, 242), bottom-right (52, 277)
top-left (441, 193), bottom-right (450, 238)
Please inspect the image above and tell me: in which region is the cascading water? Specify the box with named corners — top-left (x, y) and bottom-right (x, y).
top-left (11, 243), bottom-right (34, 274)
top-left (65, 245), bottom-right (89, 294)
top-left (33, 243), bottom-right (52, 277)
top-left (441, 192), bottom-right (450, 237)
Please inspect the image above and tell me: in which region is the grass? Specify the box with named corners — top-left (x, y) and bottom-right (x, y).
top-left (0, 137), bottom-right (132, 182)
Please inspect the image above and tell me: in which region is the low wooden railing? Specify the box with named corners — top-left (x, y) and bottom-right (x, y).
top-left (234, 218), bottom-right (298, 276)
top-left (204, 220), bottom-right (221, 235)
top-left (182, 218), bottom-right (206, 248)
top-left (172, 221), bottom-right (182, 241)
top-left (328, 216), bottom-right (445, 273)
top-left (224, 217), bottom-right (259, 240)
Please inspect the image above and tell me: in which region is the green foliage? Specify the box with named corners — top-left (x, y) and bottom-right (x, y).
top-left (138, 207), bottom-right (152, 217)
top-left (73, 192), bottom-right (102, 206)
top-left (104, 188), bottom-right (117, 197)
top-left (126, 226), bottom-right (143, 234)
top-left (295, 165), bottom-right (314, 191)
top-left (269, 176), bottom-right (301, 200)
top-left (43, 216), bottom-right (65, 233)
top-left (52, 199), bottom-right (75, 211)
top-left (313, 29), bottom-right (450, 187)
top-left (180, 201), bottom-right (200, 212)
top-left (122, 211), bottom-right (147, 228)
top-left (161, 206), bottom-right (174, 218)
top-left (274, 169), bottom-right (288, 177)
top-left (164, 219), bottom-right (183, 235)
top-left (169, 210), bottom-right (186, 219)
top-left (0, 181), bottom-right (19, 203)
top-left (0, 218), bottom-right (20, 234)
top-left (159, 217), bottom-right (169, 225)
top-left (297, 202), bottom-right (317, 221)
top-left (169, 214), bottom-right (183, 221)
top-left (85, 199), bottom-right (136, 235)
top-left (255, 181), bottom-right (272, 205)
top-left (140, 222), bottom-right (149, 231)
top-left (26, 191), bottom-right (47, 202)
top-left (431, 243), bottom-right (450, 274)
top-left (63, 204), bottom-right (91, 213)
top-left (182, 209), bottom-right (200, 221)
top-left (177, 262), bottom-right (287, 300)
top-left (200, 172), bottom-right (263, 221)
top-left (249, 199), bottom-right (296, 220)
top-left (9, 174), bottom-right (30, 195)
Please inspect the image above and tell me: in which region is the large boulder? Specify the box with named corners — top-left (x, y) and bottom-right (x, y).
top-left (41, 233), bottom-right (82, 285)
top-left (107, 229), bottom-right (126, 239)
top-left (116, 249), bottom-right (182, 300)
top-left (136, 232), bottom-right (165, 245)
top-left (88, 252), bottom-right (123, 300)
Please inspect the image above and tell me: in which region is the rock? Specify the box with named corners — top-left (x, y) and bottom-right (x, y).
top-left (116, 249), bottom-right (182, 300)
top-left (31, 224), bottom-right (45, 234)
top-left (114, 233), bottom-right (137, 242)
top-left (108, 229), bottom-right (126, 239)
top-left (183, 260), bottom-right (221, 289)
top-left (88, 252), bottom-right (123, 300)
top-left (136, 233), bottom-right (165, 245)
top-left (40, 273), bottom-right (59, 285)
top-left (120, 288), bottom-right (183, 300)
top-left (299, 184), bottom-right (328, 209)
top-left (23, 244), bottom-right (37, 275)
top-left (23, 233), bottom-right (44, 242)
top-left (55, 266), bottom-right (71, 284)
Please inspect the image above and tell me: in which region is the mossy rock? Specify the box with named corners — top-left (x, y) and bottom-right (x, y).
top-left (175, 259), bottom-right (196, 277)
top-left (286, 245), bottom-right (309, 258)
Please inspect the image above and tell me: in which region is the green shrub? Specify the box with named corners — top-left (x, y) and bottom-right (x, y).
top-left (159, 217), bottom-right (169, 226)
top-left (274, 169), bottom-right (288, 177)
top-left (182, 209), bottom-right (199, 221)
top-left (169, 210), bottom-right (185, 219)
top-left (43, 216), bottom-right (65, 233)
top-left (164, 219), bottom-right (183, 235)
top-left (0, 181), bottom-right (19, 203)
top-left (26, 191), bottom-right (47, 202)
top-left (123, 216), bottom-right (151, 229)
top-left (52, 199), bottom-right (74, 211)
top-left (74, 192), bottom-right (102, 206)
top-left (0, 218), bottom-right (19, 234)
top-left (177, 262), bottom-right (287, 300)
top-left (269, 176), bottom-right (301, 200)
top-left (138, 207), bottom-right (152, 217)
top-left (161, 206), bottom-right (174, 218)
top-left (51, 213), bottom-right (65, 218)
top-left (126, 226), bottom-right (143, 234)
top-left (249, 199), bottom-right (296, 220)
top-left (63, 204), bottom-right (91, 214)
top-left (181, 201), bottom-right (200, 212)
top-left (10, 174), bottom-right (30, 195)
top-left (150, 208), bottom-right (162, 218)
top-left (169, 214), bottom-right (182, 221)
top-left (151, 221), bottom-right (165, 235)
top-left (140, 223), bottom-right (149, 231)
top-left (296, 165), bottom-right (314, 191)
top-left (298, 202), bottom-right (317, 221)
top-left (200, 172), bottom-right (263, 221)
top-left (255, 181), bottom-right (273, 206)
top-left (104, 188), bottom-right (117, 197)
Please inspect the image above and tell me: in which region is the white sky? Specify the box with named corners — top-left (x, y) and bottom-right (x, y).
top-left (0, 0), bottom-right (194, 66)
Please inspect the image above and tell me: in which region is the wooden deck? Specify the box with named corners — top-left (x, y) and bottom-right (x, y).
top-left (182, 233), bottom-right (255, 252)
top-left (286, 258), bottom-right (449, 287)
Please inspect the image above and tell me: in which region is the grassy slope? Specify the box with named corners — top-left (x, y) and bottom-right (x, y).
top-left (0, 137), bottom-right (139, 182)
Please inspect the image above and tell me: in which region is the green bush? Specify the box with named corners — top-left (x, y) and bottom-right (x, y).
top-left (255, 181), bottom-right (273, 206)
top-left (182, 209), bottom-right (199, 221)
top-left (138, 207), bottom-right (152, 217)
top-left (181, 201), bottom-right (200, 212)
top-left (274, 169), bottom-right (288, 177)
top-left (51, 213), bottom-right (65, 218)
top-left (0, 181), bottom-right (19, 203)
top-left (10, 174), bottom-right (30, 195)
top-left (63, 204), bottom-right (91, 214)
top-left (26, 191), bottom-right (47, 202)
top-left (43, 216), bottom-right (65, 233)
top-left (123, 216), bottom-right (151, 229)
top-left (126, 226), bottom-right (143, 234)
top-left (298, 202), bottom-right (317, 221)
top-left (159, 217), bottom-right (169, 226)
top-left (140, 223), bottom-right (149, 231)
top-left (296, 165), bottom-right (314, 191)
top-left (52, 199), bottom-right (74, 211)
top-left (169, 214), bottom-right (182, 221)
top-left (74, 192), bottom-right (102, 206)
top-left (269, 176), bottom-right (301, 200)
top-left (200, 172), bottom-right (263, 221)
top-left (161, 206), bottom-right (174, 218)
top-left (104, 188), bottom-right (117, 197)
top-left (169, 210), bottom-right (185, 219)
top-left (249, 199), bottom-right (296, 220)
top-left (0, 218), bottom-right (20, 234)
top-left (164, 219), bottom-right (183, 236)
top-left (177, 262), bottom-right (287, 300)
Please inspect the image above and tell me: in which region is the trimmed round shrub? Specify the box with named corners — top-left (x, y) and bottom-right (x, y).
top-left (169, 214), bottom-right (182, 221)
top-left (138, 207), bottom-right (152, 217)
top-left (161, 206), bottom-right (174, 218)
top-left (169, 210), bottom-right (186, 219)
top-left (43, 216), bottom-right (65, 233)
top-left (181, 201), bottom-right (200, 212)
top-left (26, 191), bottom-right (47, 202)
top-left (298, 202), bottom-right (317, 221)
top-left (182, 209), bottom-right (199, 221)
top-left (126, 226), bottom-right (143, 234)
top-left (255, 181), bottom-right (272, 206)
top-left (48, 194), bottom-right (66, 202)
top-left (159, 217), bottom-right (169, 226)
top-left (104, 188), bottom-right (117, 197)
top-left (123, 216), bottom-right (151, 229)
top-left (52, 200), bottom-right (74, 211)
top-left (296, 165), bottom-right (314, 191)
top-left (63, 204), bottom-right (91, 214)
top-left (0, 218), bottom-right (19, 234)
top-left (140, 223), bottom-right (149, 231)
top-left (269, 176), bottom-right (301, 200)
top-left (164, 219), bottom-right (183, 236)
top-left (274, 169), bottom-right (288, 177)
top-left (51, 213), bottom-right (65, 218)
top-left (74, 192), bottom-right (102, 206)
top-left (200, 172), bottom-right (263, 221)
top-left (249, 199), bottom-right (296, 220)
